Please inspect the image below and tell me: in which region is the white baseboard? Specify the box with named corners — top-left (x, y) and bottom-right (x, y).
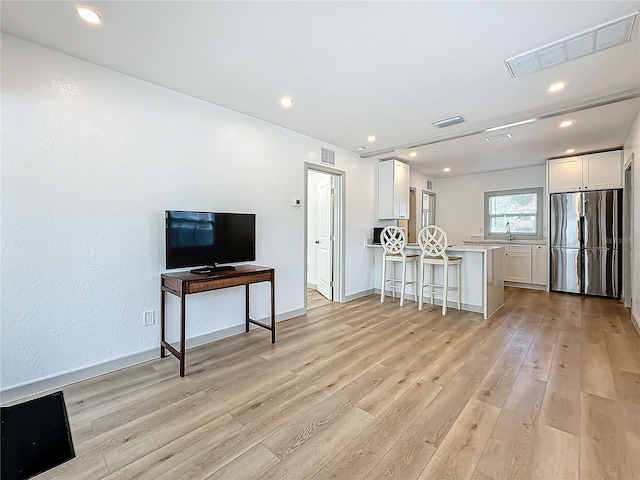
top-left (307, 283), bottom-right (317, 289)
top-left (0, 308), bottom-right (305, 405)
top-left (504, 281), bottom-right (547, 291)
top-left (632, 312), bottom-right (640, 337)
top-left (344, 289), bottom-right (375, 302)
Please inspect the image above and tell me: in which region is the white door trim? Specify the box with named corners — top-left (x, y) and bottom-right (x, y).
top-left (623, 155), bottom-right (633, 308)
top-left (305, 163), bottom-right (345, 308)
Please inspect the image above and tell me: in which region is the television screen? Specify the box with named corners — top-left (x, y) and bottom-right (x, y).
top-left (165, 211), bottom-right (256, 271)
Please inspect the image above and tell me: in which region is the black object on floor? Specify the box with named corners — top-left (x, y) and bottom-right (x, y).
top-left (1, 391), bottom-right (75, 480)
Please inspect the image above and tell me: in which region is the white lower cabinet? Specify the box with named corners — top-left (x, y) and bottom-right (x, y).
top-left (505, 245), bottom-right (532, 283)
top-left (532, 245), bottom-right (548, 286)
top-left (466, 242), bottom-right (548, 287)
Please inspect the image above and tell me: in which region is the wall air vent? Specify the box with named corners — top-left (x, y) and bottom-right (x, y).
top-left (427, 180), bottom-right (433, 190)
top-left (432, 115), bottom-right (465, 128)
top-left (485, 133), bottom-right (513, 143)
top-left (321, 148), bottom-right (335, 165)
top-left (506, 12), bottom-right (637, 78)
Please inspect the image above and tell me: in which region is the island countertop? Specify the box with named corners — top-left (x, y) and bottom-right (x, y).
top-left (463, 239), bottom-right (547, 245)
top-left (366, 243), bottom-right (504, 252)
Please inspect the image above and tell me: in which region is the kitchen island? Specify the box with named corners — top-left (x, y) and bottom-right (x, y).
top-left (367, 244), bottom-right (504, 319)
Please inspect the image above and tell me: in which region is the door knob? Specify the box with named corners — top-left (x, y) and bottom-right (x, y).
top-left (315, 240), bottom-right (320, 244)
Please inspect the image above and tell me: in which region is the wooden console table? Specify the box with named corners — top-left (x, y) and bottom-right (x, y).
top-left (160, 265), bottom-right (275, 377)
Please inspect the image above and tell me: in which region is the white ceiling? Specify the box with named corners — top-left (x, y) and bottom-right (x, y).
top-left (2, 1), bottom-right (639, 178)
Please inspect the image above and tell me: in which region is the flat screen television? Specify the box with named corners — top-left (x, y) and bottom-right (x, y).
top-left (165, 211), bottom-right (256, 273)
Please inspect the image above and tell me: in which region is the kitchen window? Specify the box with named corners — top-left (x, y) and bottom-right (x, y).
top-left (484, 187), bottom-right (543, 240)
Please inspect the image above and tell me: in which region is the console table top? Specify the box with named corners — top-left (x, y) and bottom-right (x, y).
top-left (161, 265), bottom-right (274, 281)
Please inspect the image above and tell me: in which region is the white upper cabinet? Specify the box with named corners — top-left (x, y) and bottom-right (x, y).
top-left (582, 151), bottom-right (623, 191)
top-left (548, 150), bottom-right (622, 193)
top-left (547, 156), bottom-right (582, 193)
top-left (378, 159), bottom-right (410, 219)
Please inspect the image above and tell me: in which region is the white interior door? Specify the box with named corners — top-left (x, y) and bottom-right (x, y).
top-left (317, 177), bottom-right (334, 300)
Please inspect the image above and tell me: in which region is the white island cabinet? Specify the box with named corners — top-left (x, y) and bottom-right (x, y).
top-left (368, 244), bottom-right (504, 319)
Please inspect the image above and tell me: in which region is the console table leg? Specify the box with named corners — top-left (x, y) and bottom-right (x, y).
top-left (271, 275), bottom-right (276, 343)
top-left (160, 288), bottom-right (166, 358)
top-left (179, 293), bottom-right (186, 377)
top-left (245, 284), bottom-right (250, 333)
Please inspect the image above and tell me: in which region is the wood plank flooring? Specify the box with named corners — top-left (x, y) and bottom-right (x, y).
top-left (307, 288), bottom-right (332, 310)
top-left (24, 287), bottom-right (640, 479)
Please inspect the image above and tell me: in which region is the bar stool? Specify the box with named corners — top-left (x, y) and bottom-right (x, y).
top-left (380, 226), bottom-right (418, 306)
top-left (417, 225), bottom-right (462, 315)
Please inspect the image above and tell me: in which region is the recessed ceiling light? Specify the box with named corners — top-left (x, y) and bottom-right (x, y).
top-left (76, 6), bottom-right (101, 24)
top-left (409, 152), bottom-right (417, 157)
top-left (548, 82), bottom-right (566, 93)
top-left (280, 97), bottom-right (294, 107)
top-left (443, 167), bottom-right (451, 172)
top-left (566, 148), bottom-right (576, 154)
top-left (356, 147), bottom-right (366, 152)
top-left (560, 120), bottom-right (573, 128)
top-left (367, 135), bottom-right (376, 142)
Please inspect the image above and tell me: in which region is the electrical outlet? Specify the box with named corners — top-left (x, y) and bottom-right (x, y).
top-left (143, 310), bottom-right (155, 327)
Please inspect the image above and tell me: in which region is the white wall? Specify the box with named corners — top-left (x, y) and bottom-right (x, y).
top-left (434, 165), bottom-right (546, 244)
top-left (0, 35), bottom-right (378, 395)
top-left (623, 109), bottom-right (640, 330)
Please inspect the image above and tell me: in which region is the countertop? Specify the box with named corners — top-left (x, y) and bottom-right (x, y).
top-left (463, 239), bottom-right (547, 245)
top-left (366, 242), bottom-right (503, 252)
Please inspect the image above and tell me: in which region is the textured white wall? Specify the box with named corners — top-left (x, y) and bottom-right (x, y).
top-left (434, 165), bottom-right (547, 244)
top-left (623, 109), bottom-right (640, 328)
top-left (0, 35), bottom-right (377, 391)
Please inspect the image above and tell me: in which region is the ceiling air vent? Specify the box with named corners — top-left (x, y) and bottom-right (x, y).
top-left (432, 115), bottom-right (465, 128)
top-left (321, 148), bottom-right (335, 165)
top-left (506, 12), bottom-right (637, 78)
top-left (485, 133), bottom-right (513, 143)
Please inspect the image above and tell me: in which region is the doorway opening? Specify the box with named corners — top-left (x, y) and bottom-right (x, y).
top-left (422, 190), bottom-right (436, 227)
top-left (623, 156), bottom-right (633, 308)
top-left (305, 163), bottom-right (345, 310)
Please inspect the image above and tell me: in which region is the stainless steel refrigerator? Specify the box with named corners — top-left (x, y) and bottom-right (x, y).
top-left (550, 189), bottom-right (622, 298)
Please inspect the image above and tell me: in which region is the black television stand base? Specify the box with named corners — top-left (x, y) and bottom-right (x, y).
top-left (190, 265), bottom-right (236, 274)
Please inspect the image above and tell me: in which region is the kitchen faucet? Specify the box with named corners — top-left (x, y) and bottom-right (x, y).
top-left (506, 222), bottom-right (513, 241)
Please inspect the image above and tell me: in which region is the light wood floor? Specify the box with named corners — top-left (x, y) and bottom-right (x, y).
top-left (307, 288), bottom-right (332, 311)
top-left (30, 288), bottom-right (640, 479)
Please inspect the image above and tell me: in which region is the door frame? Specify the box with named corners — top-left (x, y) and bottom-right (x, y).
top-left (422, 190), bottom-right (436, 227)
top-left (623, 154), bottom-right (634, 308)
top-left (304, 163), bottom-right (345, 308)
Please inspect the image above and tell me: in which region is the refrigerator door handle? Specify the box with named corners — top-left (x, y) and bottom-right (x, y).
top-left (578, 215), bottom-right (584, 246)
top-left (584, 199), bottom-right (588, 215)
